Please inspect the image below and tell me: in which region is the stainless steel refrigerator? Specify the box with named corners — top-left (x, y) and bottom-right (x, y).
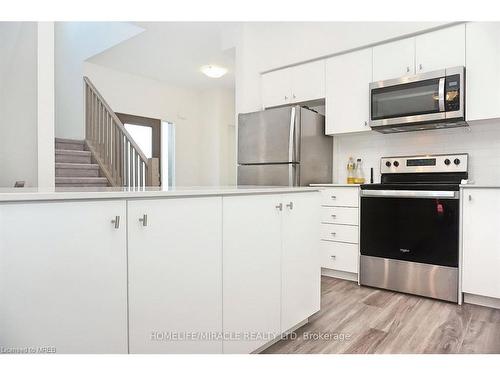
top-left (238, 105), bottom-right (333, 186)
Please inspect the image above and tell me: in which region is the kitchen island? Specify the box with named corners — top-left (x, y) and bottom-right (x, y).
top-left (0, 186), bottom-right (320, 354)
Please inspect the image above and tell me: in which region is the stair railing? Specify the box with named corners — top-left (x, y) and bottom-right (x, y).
top-left (84, 76), bottom-right (160, 188)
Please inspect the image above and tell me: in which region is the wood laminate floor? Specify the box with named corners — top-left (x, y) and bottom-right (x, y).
top-left (264, 276), bottom-right (500, 354)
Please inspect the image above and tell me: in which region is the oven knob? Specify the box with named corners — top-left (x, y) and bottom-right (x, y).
top-left (444, 159), bottom-right (451, 165)
top-left (393, 161), bottom-right (399, 167)
top-left (454, 158), bottom-right (461, 165)
top-left (385, 161), bottom-right (391, 167)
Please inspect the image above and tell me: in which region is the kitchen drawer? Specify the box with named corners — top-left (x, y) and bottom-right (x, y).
top-left (321, 206), bottom-right (358, 225)
top-left (321, 241), bottom-right (358, 273)
top-left (320, 187), bottom-right (359, 207)
top-left (320, 223), bottom-right (358, 244)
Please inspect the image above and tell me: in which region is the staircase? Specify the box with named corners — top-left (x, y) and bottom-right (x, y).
top-left (55, 138), bottom-right (109, 188)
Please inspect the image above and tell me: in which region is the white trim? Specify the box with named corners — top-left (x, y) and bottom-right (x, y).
top-left (321, 268), bottom-right (358, 282)
top-left (464, 293), bottom-right (500, 310)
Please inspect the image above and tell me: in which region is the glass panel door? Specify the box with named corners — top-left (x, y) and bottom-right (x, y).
top-left (371, 78), bottom-right (441, 120)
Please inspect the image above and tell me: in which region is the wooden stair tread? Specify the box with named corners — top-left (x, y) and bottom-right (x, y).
top-left (55, 163), bottom-right (99, 170)
top-left (55, 149), bottom-right (91, 155)
top-left (55, 138), bottom-right (85, 145)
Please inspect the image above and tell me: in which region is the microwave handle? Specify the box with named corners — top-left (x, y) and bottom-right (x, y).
top-left (438, 77), bottom-right (445, 112)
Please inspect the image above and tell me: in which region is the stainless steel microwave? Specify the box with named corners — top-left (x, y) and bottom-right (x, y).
top-left (369, 66), bottom-right (467, 133)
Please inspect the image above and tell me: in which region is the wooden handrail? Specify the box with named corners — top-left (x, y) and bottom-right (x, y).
top-left (84, 76), bottom-right (159, 188)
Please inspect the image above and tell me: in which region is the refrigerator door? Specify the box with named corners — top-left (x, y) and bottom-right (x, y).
top-left (237, 164), bottom-right (299, 186)
top-left (238, 106), bottom-right (299, 164)
top-left (298, 107), bottom-right (332, 185)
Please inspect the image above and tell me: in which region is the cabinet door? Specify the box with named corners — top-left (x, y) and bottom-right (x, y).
top-left (325, 48), bottom-right (372, 135)
top-left (127, 197), bottom-right (222, 354)
top-left (281, 192), bottom-right (321, 332)
top-left (0, 201), bottom-right (127, 353)
top-left (466, 22), bottom-right (500, 121)
top-left (372, 38), bottom-right (415, 81)
top-left (462, 189), bottom-right (500, 299)
top-left (290, 60), bottom-right (326, 103)
top-left (415, 24), bottom-right (465, 73)
top-left (222, 195), bottom-right (282, 353)
top-left (261, 68), bottom-right (292, 108)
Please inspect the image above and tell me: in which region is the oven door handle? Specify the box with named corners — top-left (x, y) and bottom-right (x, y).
top-left (360, 190), bottom-right (459, 199)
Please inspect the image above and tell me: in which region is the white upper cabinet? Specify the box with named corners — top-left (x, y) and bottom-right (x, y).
top-left (415, 24), bottom-right (465, 73)
top-left (290, 60), bottom-right (326, 104)
top-left (325, 48), bottom-right (372, 135)
top-left (372, 38), bottom-right (415, 81)
top-left (466, 22), bottom-right (500, 121)
top-left (261, 60), bottom-right (325, 108)
top-left (261, 68), bottom-right (292, 108)
top-left (462, 189), bottom-right (500, 299)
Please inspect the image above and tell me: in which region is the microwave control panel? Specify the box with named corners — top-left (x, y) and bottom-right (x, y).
top-left (445, 74), bottom-right (461, 112)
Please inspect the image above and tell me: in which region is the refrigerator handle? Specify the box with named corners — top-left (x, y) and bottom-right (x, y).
top-left (288, 106), bottom-right (296, 164)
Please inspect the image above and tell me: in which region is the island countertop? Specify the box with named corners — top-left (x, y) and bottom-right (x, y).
top-left (0, 185), bottom-right (320, 202)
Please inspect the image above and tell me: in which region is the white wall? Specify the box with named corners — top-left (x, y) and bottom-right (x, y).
top-left (198, 88), bottom-right (236, 186)
top-left (37, 22), bottom-right (55, 188)
top-left (0, 22), bottom-right (38, 187)
top-left (83, 62), bottom-right (235, 186)
top-left (235, 22), bottom-right (451, 114)
top-left (55, 22), bottom-right (143, 140)
top-left (333, 121), bottom-right (500, 186)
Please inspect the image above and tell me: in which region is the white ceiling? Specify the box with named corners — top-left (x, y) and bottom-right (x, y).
top-left (87, 22), bottom-right (237, 90)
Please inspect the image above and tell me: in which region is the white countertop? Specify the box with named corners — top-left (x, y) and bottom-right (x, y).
top-left (0, 186), bottom-right (319, 202)
top-left (460, 184), bottom-right (500, 189)
top-left (310, 183), bottom-right (360, 187)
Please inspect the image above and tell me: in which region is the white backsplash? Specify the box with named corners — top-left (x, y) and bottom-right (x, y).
top-left (332, 119), bottom-right (500, 185)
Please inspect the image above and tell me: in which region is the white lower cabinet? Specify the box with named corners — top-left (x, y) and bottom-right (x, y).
top-left (462, 189), bottom-right (500, 299)
top-left (223, 192), bottom-right (320, 353)
top-left (0, 201), bottom-right (128, 353)
top-left (281, 193), bottom-right (321, 333)
top-left (127, 197), bottom-right (223, 354)
top-left (318, 186), bottom-right (360, 278)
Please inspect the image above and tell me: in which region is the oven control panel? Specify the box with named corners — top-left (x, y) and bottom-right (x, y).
top-left (380, 153), bottom-right (468, 174)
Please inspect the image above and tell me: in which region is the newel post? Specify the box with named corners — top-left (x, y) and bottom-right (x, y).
top-left (146, 158), bottom-right (160, 186)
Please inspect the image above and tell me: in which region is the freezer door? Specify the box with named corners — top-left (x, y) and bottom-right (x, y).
top-left (237, 164), bottom-right (299, 186)
top-left (238, 106), bottom-right (299, 164)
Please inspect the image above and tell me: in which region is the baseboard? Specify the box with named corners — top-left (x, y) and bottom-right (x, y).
top-left (321, 268), bottom-right (358, 282)
top-left (252, 318), bottom-right (309, 354)
top-left (463, 293), bottom-right (500, 310)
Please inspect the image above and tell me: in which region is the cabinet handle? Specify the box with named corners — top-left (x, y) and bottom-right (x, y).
top-left (286, 202), bottom-right (294, 210)
top-left (331, 195), bottom-right (337, 199)
top-left (331, 232), bottom-right (336, 236)
top-left (111, 215), bottom-right (120, 229)
top-left (139, 214), bottom-right (148, 226)
top-left (331, 214), bottom-right (337, 218)
top-left (330, 255), bottom-right (336, 260)
top-left (406, 66), bottom-right (410, 73)
top-left (275, 203), bottom-right (283, 211)
top-left (284, 95), bottom-right (288, 100)
top-left (419, 63), bottom-right (423, 71)
top-left (468, 194), bottom-right (472, 202)
top-left (364, 121), bottom-right (368, 126)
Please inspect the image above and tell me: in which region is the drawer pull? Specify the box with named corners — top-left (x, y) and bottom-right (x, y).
top-left (331, 232), bottom-right (336, 236)
top-left (331, 195), bottom-right (337, 199)
top-left (139, 214), bottom-right (148, 227)
top-left (330, 255), bottom-right (336, 260)
top-left (331, 214), bottom-right (337, 218)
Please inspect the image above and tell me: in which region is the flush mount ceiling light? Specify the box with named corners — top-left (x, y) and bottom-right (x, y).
top-left (200, 65), bottom-right (228, 78)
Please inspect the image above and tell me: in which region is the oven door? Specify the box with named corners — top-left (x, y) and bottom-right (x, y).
top-left (360, 190), bottom-right (459, 267)
top-left (370, 69), bottom-right (447, 128)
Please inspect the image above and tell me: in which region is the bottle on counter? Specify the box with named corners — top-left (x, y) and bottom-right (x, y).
top-left (347, 156), bottom-right (356, 184)
top-left (354, 158), bottom-right (365, 184)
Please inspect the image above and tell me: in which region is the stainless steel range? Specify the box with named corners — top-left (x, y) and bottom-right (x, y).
top-left (360, 153), bottom-right (468, 303)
